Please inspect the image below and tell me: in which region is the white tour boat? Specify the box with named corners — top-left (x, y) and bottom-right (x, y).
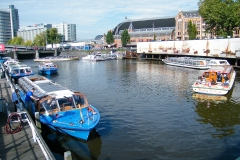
top-left (192, 65), bottom-right (236, 95)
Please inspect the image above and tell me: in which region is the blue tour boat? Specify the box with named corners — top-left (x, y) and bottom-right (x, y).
top-left (17, 75), bottom-right (100, 141)
top-left (6, 63), bottom-right (34, 81)
top-left (38, 61), bottom-right (58, 75)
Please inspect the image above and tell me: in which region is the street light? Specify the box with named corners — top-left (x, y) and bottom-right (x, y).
top-left (44, 28), bottom-right (47, 50)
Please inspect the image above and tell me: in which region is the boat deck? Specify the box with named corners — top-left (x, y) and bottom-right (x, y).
top-left (0, 76), bottom-right (52, 160)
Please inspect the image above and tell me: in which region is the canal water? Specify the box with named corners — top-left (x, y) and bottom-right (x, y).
top-left (21, 59), bottom-right (240, 160)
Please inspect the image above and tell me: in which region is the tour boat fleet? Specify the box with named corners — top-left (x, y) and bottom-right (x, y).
top-left (192, 65), bottom-right (236, 95)
top-left (38, 61), bottom-right (58, 75)
top-left (17, 75), bottom-right (100, 141)
top-left (162, 57), bottom-right (230, 69)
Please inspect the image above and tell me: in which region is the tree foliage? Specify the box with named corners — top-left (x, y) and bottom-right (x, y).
top-left (24, 40), bottom-right (33, 46)
top-left (46, 28), bottom-right (61, 46)
top-left (7, 36), bottom-right (24, 45)
top-left (198, 0), bottom-right (240, 38)
top-left (33, 32), bottom-right (46, 46)
top-left (187, 20), bottom-right (198, 40)
top-left (106, 30), bottom-right (114, 44)
top-left (121, 29), bottom-right (130, 47)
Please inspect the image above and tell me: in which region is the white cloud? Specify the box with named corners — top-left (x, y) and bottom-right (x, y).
top-left (2, 0), bottom-right (198, 40)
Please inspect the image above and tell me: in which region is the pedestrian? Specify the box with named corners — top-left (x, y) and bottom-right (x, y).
top-left (11, 89), bottom-right (19, 112)
top-left (25, 88), bottom-right (39, 115)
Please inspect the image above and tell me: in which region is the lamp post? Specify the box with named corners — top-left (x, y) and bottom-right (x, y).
top-left (44, 28), bottom-right (47, 50)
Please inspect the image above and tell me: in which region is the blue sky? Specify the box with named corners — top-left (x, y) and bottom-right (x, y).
top-left (2, 0), bottom-right (198, 41)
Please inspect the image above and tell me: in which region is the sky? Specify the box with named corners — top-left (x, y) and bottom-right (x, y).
top-left (2, 0), bottom-right (198, 41)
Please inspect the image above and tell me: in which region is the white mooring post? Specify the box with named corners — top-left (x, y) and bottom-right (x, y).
top-left (64, 151), bottom-right (72, 160)
top-left (35, 112), bottom-right (41, 130)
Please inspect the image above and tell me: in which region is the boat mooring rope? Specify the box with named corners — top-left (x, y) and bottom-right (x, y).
top-left (5, 112), bottom-right (23, 134)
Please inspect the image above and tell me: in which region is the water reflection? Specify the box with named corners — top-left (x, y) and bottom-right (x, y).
top-left (42, 128), bottom-right (102, 160)
top-left (193, 89), bottom-right (240, 138)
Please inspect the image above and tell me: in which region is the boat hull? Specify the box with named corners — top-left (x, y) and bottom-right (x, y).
top-left (38, 69), bottom-right (58, 75)
top-left (39, 106), bottom-right (100, 140)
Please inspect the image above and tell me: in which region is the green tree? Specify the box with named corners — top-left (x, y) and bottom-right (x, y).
top-left (7, 36), bottom-right (24, 45)
top-left (106, 30), bottom-right (114, 45)
top-left (121, 29), bottom-right (130, 47)
top-left (187, 20), bottom-right (197, 40)
top-left (24, 40), bottom-right (33, 46)
top-left (33, 32), bottom-right (46, 46)
top-left (46, 28), bottom-right (61, 47)
top-left (198, 0), bottom-right (240, 38)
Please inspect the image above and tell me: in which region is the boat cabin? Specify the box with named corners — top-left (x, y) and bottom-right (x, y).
top-left (200, 66), bottom-right (233, 85)
top-left (37, 92), bottom-right (89, 115)
top-left (208, 59), bottom-right (230, 66)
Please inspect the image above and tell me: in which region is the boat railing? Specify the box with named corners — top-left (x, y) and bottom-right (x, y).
top-left (4, 70), bottom-right (56, 160)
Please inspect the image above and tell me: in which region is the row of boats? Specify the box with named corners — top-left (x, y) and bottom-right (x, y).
top-left (3, 58), bottom-right (58, 82)
top-left (162, 57), bottom-right (236, 96)
top-left (1, 57), bottom-right (100, 141)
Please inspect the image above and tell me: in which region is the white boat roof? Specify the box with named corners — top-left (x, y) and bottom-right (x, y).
top-left (33, 79), bottom-right (74, 99)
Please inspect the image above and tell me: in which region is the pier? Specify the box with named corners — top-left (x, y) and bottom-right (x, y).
top-left (0, 65), bottom-right (55, 159)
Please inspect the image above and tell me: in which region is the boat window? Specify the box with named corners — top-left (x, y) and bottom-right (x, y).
top-left (20, 69), bottom-right (25, 73)
top-left (25, 68), bottom-right (31, 72)
top-left (57, 97), bottom-right (74, 109)
top-left (13, 69), bottom-right (19, 74)
top-left (42, 99), bottom-right (59, 113)
top-left (73, 94), bottom-right (89, 108)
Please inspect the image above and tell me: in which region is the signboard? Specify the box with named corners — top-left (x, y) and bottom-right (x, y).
top-left (0, 44), bottom-right (5, 51)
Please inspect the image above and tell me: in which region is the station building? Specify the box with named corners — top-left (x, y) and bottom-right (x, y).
top-left (112, 16), bottom-right (175, 48)
top-left (111, 10), bottom-right (240, 48)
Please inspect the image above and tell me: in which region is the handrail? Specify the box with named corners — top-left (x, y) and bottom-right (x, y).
top-left (1, 62), bottom-right (55, 160)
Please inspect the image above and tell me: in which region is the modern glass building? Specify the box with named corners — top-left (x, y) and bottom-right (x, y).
top-left (0, 5), bottom-right (19, 44)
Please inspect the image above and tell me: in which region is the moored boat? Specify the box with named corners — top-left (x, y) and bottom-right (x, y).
top-left (34, 56), bottom-right (80, 62)
top-left (38, 61), bottom-right (58, 75)
top-left (81, 55), bottom-right (95, 60)
top-left (162, 57), bottom-right (230, 69)
top-left (17, 75), bottom-right (100, 141)
top-left (192, 65), bottom-right (236, 95)
top-left (3, 58), bottom-right (19, 68)
top-left (89, 54), bottom-right (106, 61)
top-left (6, 63), bottom-right (34, 82)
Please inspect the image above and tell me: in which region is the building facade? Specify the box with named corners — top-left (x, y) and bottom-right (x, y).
top-left (0, 5), bottom-right (19, 44)
top-left (17, 23), bottom-right (52, 42)
top-left (112, 17), bottom-right (175, 48)
top-left (175, 10), bottom-right (240, 40)
top-left (52, 22), bottom-right (76, 42)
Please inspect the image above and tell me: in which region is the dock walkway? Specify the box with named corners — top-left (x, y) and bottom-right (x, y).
top-left (0, 75), bottom-right (53, 159)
